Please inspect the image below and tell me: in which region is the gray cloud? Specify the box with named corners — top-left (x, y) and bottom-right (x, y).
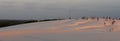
top-left (0, 0), bottom-right (120, 19)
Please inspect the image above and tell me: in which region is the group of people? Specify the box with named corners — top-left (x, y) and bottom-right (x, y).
top-left (103, 17), bottom-right (116, 25)
top-left (81, 16), bottom-right (100, 21)
top-left (81, 16), bottom-right (117, 25)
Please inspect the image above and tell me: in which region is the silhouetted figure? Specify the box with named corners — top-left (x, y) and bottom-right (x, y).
top-left (104, 22), bottom-right (106, 26)
top-left (97, 17), bottom-right (99, 21)
top-left (81, 17), bottom-right (88, 20)
top-left (91, 17), bottom-right (96, 20)
top-left (105, 17), bottom-right (109, 21)
top-left (119, 18), bottom-right (120, 20)
top-left (108, 17), bottom-right (112, 21)
top-left (81, 17), bottom-right (85, 20)
top-left (69, 17), bottom-right (72, 19)
top-left (111, 20), bottom-right (116, 25)
top-left (86, 17), bottom-right (89, 20)
top-left (108, 17), bottom-right (111, 19)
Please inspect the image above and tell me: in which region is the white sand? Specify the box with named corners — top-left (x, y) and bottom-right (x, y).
top-left (0, 19), bottom-right (120, 41)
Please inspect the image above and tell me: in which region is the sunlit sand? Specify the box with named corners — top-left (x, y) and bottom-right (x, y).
top-left (0, 19), bottom-right (120, 41)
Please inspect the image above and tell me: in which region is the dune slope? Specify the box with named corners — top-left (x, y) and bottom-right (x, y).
top-left (0, 19), bottom-right (120, 41)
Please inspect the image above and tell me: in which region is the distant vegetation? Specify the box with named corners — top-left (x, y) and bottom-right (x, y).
top-left (0, 19), bottom-right (62, 28)
top-left (0, 20), bottom-right (37, 28)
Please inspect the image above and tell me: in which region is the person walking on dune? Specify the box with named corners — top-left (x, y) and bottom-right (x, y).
top-left (111, 20), bottom-right (116, 25)
top-left (104, 22), bottom-right (106, 26)
top-left (97, 17), bottom-right (99, 21)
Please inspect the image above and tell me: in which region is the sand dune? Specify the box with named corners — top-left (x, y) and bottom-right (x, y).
top-left (0, 19), bottom-right (120, 41)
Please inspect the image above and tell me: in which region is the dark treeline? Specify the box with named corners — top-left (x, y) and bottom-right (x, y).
top-left (0, 19), bottom-right (62, 28)
top-left (0, 20), bottom-right (37, 28)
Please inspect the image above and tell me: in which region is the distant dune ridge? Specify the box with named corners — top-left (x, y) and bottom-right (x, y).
top-left (0, 18), bottom-right (120, 41)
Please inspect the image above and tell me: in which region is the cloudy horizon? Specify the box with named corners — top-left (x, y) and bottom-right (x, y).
top-left (0, 0), bottom-right (120, 20)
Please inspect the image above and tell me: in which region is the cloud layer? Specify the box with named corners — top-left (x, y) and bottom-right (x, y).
top-left (0, 0), bottom-right (120, 19)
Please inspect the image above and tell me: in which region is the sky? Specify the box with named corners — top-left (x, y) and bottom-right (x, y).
top-left (0, 0), bottom-right (120, 20)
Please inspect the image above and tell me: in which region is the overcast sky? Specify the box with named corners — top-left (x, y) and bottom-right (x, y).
top-left (0, 0), bottom-right (120, 20)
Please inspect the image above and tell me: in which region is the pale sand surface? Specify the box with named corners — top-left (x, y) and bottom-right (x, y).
top-left (0, 19), bottom-right (120, 41)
